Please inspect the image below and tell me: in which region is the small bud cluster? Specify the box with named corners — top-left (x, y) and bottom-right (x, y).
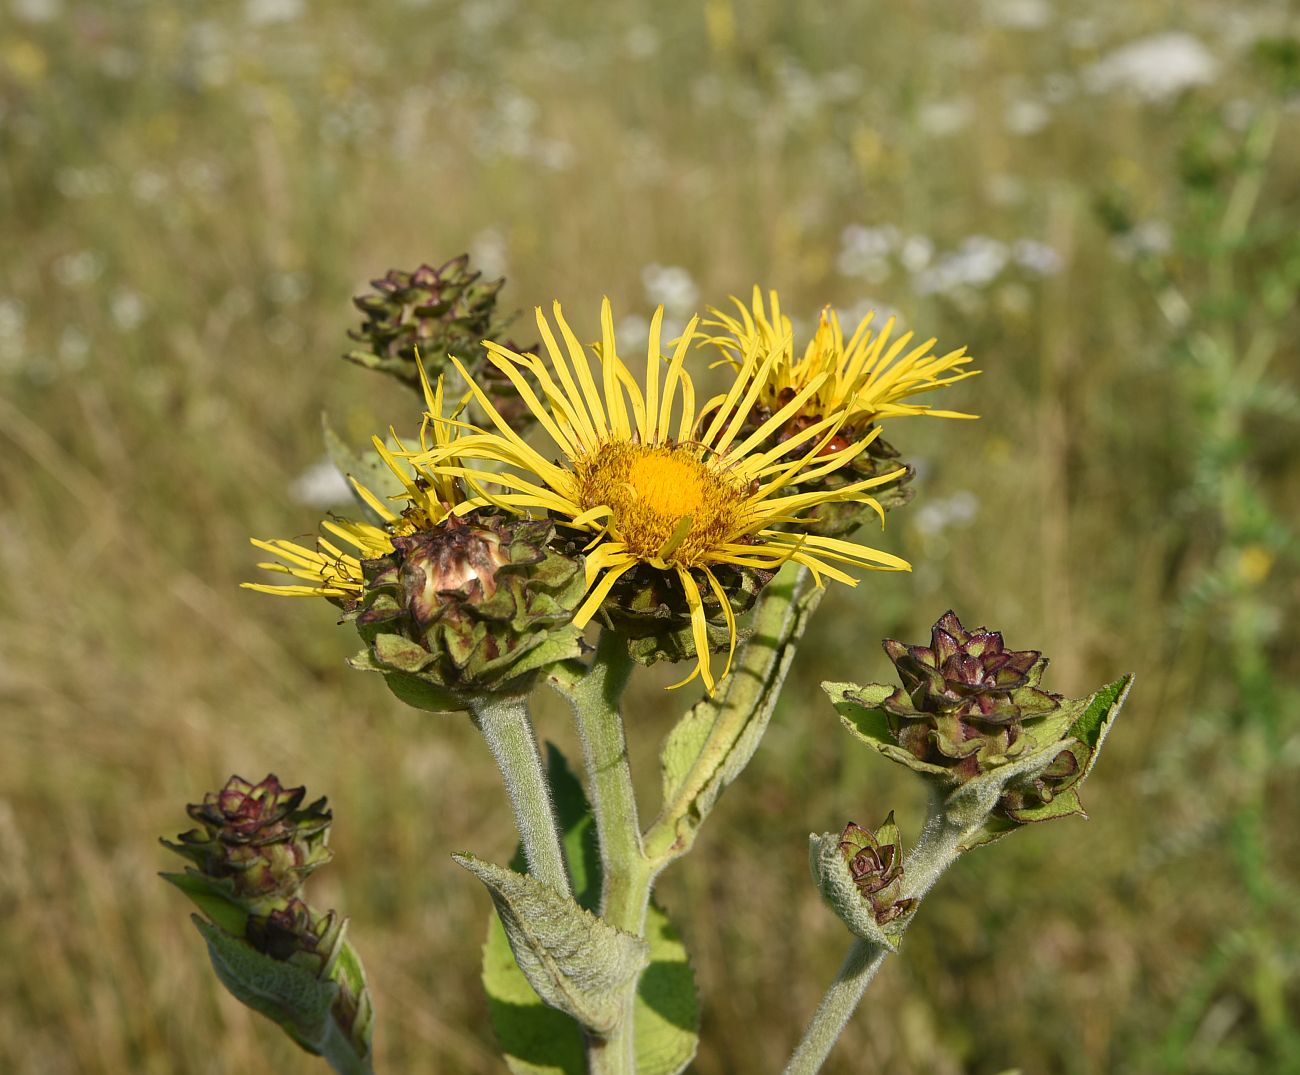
top-left (839, 814), bottom-right (916, 925)
top-left (163, 774), bottom-right (332, 912)
top-left (344, 255), bottom-right (537, 424)
top-left (880, 610), bottom-right (1062, 783)
top-left (163, 776), bottom-right (374, 1061)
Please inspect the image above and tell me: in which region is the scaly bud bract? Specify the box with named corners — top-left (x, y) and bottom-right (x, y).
top-left (162, 774), bottom-right (332, 913)
top-left (348, 510), bottom-right (587, 702)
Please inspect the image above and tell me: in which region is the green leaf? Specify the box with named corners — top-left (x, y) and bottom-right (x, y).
top-left (483, 901), bottom-right (698, 1075)
top-left (825, 681), bottom-right (956, 782)
top-left (1068, 674), bottom-right (1133, 782)
top-left (160, 871), bottom-right (251, 937)
top-left (321, 414), bottom-right (407, 527)
top-left (654, 574), bottom-right (822, 857)
top-left (454, 854), bottom-right (649, 1034)
top-left (193, 917), bottom-right (341, 1057)
top-left (488, 746), bottom-right (699, 1074)
top-left (659, 702), bottom-right (715, 809)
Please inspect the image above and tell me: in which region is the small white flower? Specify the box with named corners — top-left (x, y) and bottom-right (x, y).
top-left (243, 0), bottom-right (303, 24)
top-left (469, 229), bottom-right (509, 279)
top-left (52, 250), bottom-right (104, 288)
top-left (918, 98), bottom-right (974, 137)
top-left (981, 0), bottom-right (1051, 30)
top-left (641, 264), bottom-right (698, 318)
top-left (1012, 239), bottom-right (1062, 276)
top-left (111, 290), bottom-right (147, 331)
top-left (1005, 98), bottom-right (1051, 136)
top-left (1085, 33), bottom-right (1219, 102)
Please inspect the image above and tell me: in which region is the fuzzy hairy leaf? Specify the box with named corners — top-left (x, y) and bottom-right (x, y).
top-left (808, 832), bottom-right (908, 951)
top-left (194, 918), bottom-right (342, 1057)
top-left (487, 746), bottom-right (698, 1075)
top-left (455, 855), bottom-right (648, 1034)
top-left (483, 901), bottom-right (698, 1075)
top-left (320, 415), bottom-right (407, 527)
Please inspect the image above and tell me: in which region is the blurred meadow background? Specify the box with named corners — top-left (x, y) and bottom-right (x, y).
top-left (3, 0), bottom-right (1299, 1072)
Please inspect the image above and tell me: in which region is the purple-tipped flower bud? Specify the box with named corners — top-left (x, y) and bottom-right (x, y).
top-left (344, 255), bottom-right (536, 424)
top-left (162, 778), bottom-right (375, 1066)
top-left (839, 813), bottom-right (917, 926)
top-left (878, 611), bottom-right (1062, 782)
top-left (162, 774), bottom-right (332, 912)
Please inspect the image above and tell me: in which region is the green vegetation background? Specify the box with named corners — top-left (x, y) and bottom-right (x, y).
top-left (2, 1), bottom-right (1297, 1072)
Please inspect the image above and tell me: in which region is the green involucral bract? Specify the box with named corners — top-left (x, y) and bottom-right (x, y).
top-left (347, 511), bottom-right (587, 707)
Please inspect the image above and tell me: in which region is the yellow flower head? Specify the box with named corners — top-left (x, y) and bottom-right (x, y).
top-left (244, 376), bottom-right (465, 601)
top-left (409, 297), bottom-right (913, 693)
top-left (703, 286), bottom-right (978, 430)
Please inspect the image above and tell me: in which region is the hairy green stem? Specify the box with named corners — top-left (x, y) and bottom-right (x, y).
top-left (561, 631), bottom-right (649, 1075)
top-left (784, 790), bottom-right (964, 1073)
top-left (783, 939), bottom-right (888, 1075)
top-left (470, 693), bottom-right (572, 897)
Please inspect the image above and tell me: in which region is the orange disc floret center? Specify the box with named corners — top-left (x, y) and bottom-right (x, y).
top-left (574, 442), bottom-right (747, 566)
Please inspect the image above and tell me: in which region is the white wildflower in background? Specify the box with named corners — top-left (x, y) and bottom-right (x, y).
top-left (52, 251), bottom-right (105, 288)
top-left (625, 24), bottom-right (660, 59)
top-left (1012, 239), bottom-right (1062, 276)
top-left (110, 290), bottom-right (147, 332)
top-left (899, 235), bottom-right (934, 274)
top-left (837, 224), bottom-right (898, 282)
top-left (469, 229), bottom-right (509, 279)
top-left (55, 167), bottom-right (111, 200)
top-left (130, 169), bottom-right (169, 204)
top-left (641, 264), bottom-right (698, 318)
top-left (1112, 221), bottom-right (1172, 262)
top-left (918, 98), bottom-right (974, 137)
top-left (1005, 97), bottom-right (1051, 135)
top-left (11, 0), bottom-right (61, 23)
top-left (243, 0), bottom-right (303, 25)
top-left (981, 0), bottom-right (1051, 31)
top-left (914, 237), bottom-right (1009, 295)
top-left (289, 459), bottom-right (354, 509)
top-left (913, 490), bottom-right (980, 538)
top-left (1085, 33), bottom-right (1218, 102)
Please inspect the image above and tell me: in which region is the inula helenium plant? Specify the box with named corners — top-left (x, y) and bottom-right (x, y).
top-left (162, 258), bottom-right (1132, 1074)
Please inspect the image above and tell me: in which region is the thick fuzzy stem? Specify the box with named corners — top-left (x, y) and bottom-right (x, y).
top-left (470, 693), bottom-right (572, 898)
top-left (561, 632), bottom-right (649, 1074)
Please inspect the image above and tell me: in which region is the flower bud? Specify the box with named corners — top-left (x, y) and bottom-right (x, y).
top-left (344, 255), bottom-right (537, 424)
top-left (162, 774), bottom-right (332, 913)
top-left (878, 610), bottom-right (1062, 782)
top-left (350, 509), bottom-right (586, 700)
top-left (162, 778), bottom-right (375, 1066)
top-left (839, 813), bottom-right (917, 926)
